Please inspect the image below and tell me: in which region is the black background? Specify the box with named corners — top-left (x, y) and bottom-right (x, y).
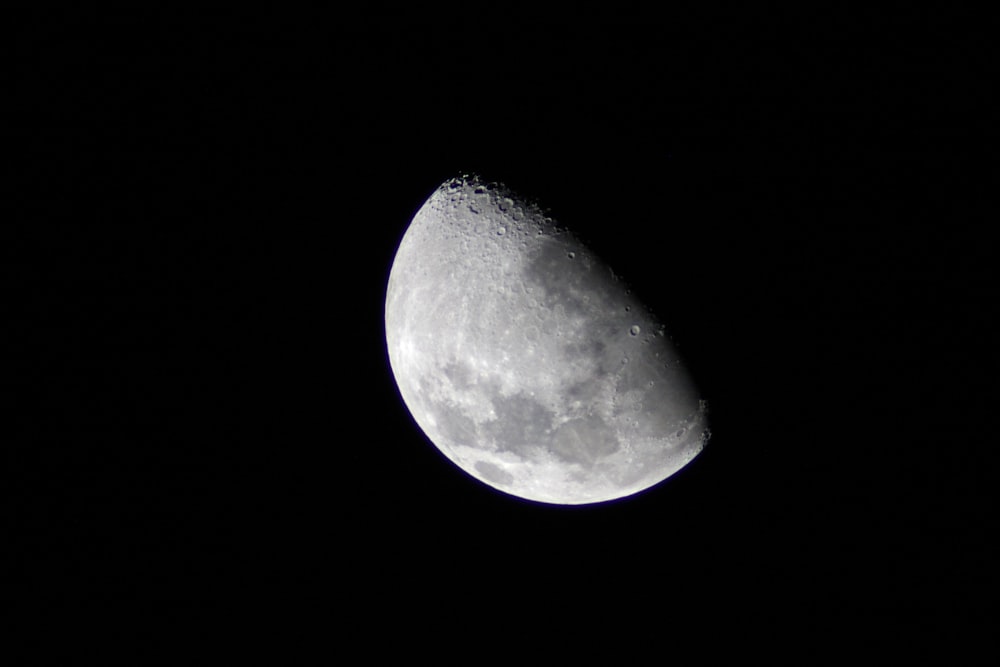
top-left (10, 7), bottom-right (997, 661)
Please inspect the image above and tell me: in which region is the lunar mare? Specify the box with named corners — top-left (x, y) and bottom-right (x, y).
top-left (385, 176), bottom-right (709, 504)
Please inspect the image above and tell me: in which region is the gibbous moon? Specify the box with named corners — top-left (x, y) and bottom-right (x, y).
top-left (385, 176), bottom-right (709, 505)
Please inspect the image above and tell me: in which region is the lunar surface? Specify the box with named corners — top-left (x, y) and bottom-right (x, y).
top-left (385, 175), bottom-right (709, 504)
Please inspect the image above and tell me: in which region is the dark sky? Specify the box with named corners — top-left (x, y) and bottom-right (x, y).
top-left (11, 7), bottom-right (996, 661)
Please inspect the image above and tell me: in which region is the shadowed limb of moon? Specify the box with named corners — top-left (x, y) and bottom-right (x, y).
top-left (385, 175), bottom-right (709, 505)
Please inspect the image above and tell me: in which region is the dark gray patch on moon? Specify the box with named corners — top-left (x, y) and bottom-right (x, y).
top-left (483, 393), bottom-right (555, 460)
top-left (613, 356), bottom-right (699, 434)
top-left (523, 236), bottom-right (619, 316)
top-left (431, 401), bottom-right (479, 448)
top-left (562, 338), bottom-right (607, 364)
top-left (442, 361), bottom-right (476, 390)
top-left (550, 415), bottom-right (620, 466)
top-left (564, 377), bottom-right (605, 405)
top-left (474, 460), bottom-right (514, 486)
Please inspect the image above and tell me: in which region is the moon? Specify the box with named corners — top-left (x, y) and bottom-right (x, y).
top-left (385, 175), bottom-right (709, 505)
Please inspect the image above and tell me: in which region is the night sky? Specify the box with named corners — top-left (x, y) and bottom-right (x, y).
top-left (11, 7), bottom-right (996, 661)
